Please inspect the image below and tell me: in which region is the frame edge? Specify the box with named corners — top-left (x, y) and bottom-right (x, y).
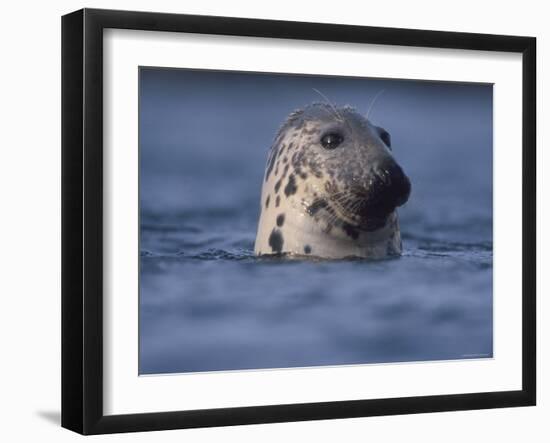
top-left (521, 36), bottom-right (536, 406)
top-left (61, 8), bottom-right (85, 435)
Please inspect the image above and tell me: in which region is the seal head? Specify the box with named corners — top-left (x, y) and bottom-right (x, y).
top-left (254, 103), bottom-right (411, 259)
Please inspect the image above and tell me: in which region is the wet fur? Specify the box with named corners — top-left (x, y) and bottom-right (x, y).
top-left (254, 103), bottom-right (406, 259)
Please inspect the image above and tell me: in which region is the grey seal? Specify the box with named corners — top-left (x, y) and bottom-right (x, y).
top-left (254, 102), bottom-right (411, 259)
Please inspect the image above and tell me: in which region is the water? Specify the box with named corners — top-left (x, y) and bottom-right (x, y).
top-left (139, 68), bottom-right (493, 374)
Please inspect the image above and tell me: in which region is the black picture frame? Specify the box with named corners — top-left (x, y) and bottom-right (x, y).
top-left (61, 8), bottom-right (536, 435)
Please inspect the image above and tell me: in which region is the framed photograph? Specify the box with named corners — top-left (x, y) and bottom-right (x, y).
top-left (61, 8), bottom-right (536, 435)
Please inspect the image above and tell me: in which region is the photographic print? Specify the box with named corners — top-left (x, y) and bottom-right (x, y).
top-left (62, 9), bottom-right (536, 433)
top-left (138, 67), bottom-right (493, 375)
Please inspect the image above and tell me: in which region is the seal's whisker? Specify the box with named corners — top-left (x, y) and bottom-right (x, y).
top-left (350, 200), bottom-right (362, 213)
top-left (312, 89), bottom-right (356, 134)
top-left (366, 89), bottom-right (386, 120)
top-left (312, 88), bottom-right (344, 122)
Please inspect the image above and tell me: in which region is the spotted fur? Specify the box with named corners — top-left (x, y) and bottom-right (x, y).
top-left (254, 102), bottom-right (410, 259)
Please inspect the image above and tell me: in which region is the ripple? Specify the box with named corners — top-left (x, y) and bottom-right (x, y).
top-left (192, 248), bottom-right (255, 261)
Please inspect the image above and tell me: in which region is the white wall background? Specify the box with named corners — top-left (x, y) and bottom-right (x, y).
top-left (0, 0), bottom-right (545, 441)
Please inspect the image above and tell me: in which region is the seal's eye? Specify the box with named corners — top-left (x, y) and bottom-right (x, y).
top-left (379, 130), bottom-right (391, 149)
top-left (321, 132), bottom-right (344, 150)
top-left (375, 126), bottom-right (392, 150)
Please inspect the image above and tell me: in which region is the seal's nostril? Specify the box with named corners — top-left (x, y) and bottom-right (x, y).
top-left (367, 160), bottom-right (411, 212)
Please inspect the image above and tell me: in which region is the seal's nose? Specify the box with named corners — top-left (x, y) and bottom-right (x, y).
top-left (367, 159), bottom-right (411, 214)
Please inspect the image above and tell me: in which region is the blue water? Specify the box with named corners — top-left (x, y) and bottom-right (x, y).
top-left (139, 68), bottom-right (493, 374)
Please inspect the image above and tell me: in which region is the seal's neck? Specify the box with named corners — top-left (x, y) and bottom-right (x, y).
top-left (254, 189), bottom-right (402, 259)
